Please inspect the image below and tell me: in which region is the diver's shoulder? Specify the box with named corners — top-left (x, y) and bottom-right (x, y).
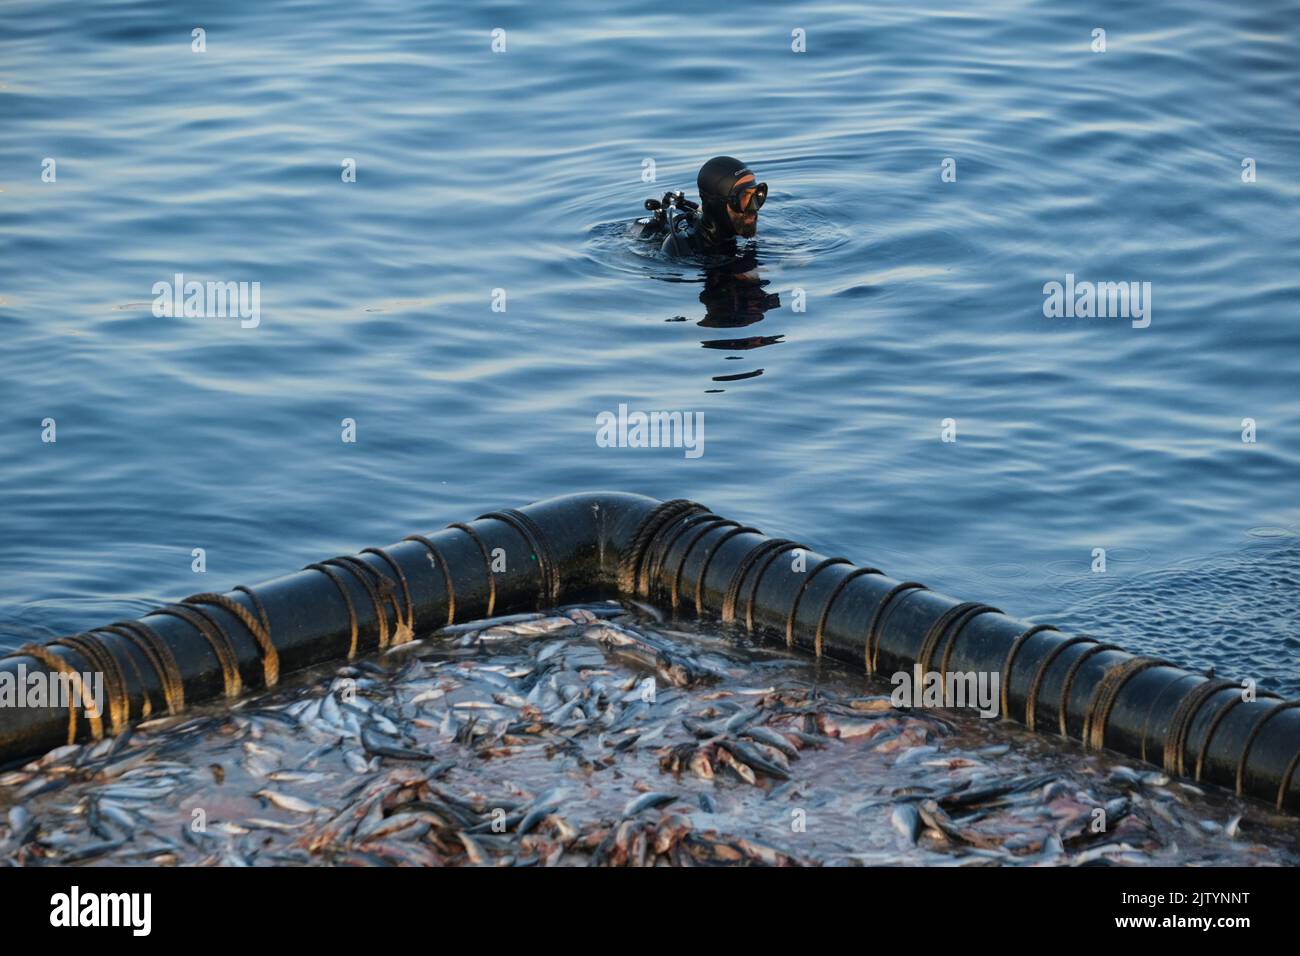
top-left (664, 233), bottom-right (715, 258)
top-left (629, 217), bottom-right (664, 241)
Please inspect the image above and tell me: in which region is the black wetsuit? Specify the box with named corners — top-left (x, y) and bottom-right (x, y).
top-left (636, 156), bottom-right (759, 259)
top-left (632, 208), bottom-right (732, 258)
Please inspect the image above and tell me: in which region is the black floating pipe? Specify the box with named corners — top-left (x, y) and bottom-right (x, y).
top-left (3, 493), bottom-right (1298, 814)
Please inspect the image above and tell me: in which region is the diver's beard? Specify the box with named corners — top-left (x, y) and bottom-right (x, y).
top-left (736, 218), bottom-right (757, 238)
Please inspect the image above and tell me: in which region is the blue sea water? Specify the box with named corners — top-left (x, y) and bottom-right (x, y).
top-left (1, 0), bottom-right (1298, 691)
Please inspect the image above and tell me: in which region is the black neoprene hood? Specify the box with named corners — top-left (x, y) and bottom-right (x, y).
top-left (697, 155), bottom-right (754, 239)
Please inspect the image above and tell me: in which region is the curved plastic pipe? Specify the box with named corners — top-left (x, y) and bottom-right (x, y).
top-left (3, 493), bottom-right (1298, 813)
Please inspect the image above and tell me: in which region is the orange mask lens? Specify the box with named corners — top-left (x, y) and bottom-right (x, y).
top-left (728, 180), bottom-right (766, 213)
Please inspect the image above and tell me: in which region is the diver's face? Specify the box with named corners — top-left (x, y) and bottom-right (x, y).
top-left (728, 202), bottom-right (758, 238)
top-left (726, 174), bottom-right (762, 238)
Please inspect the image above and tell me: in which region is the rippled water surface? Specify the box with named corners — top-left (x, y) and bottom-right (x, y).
top-left (2, 0), bottom-right (1298, 701)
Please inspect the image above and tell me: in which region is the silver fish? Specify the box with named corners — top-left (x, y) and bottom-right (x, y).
top-left (255, 790), bottom-right (323, 814)
top-left (890, 803), bottom-right (921, 844)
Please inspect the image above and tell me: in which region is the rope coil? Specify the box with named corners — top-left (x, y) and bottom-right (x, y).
top-left (670, 519), bottom-right (742, 609)
top-left (1276, 744), bottom-right (1300, 811)
top-left (318, 557), bottom-right (395, 651)
top-left (646, 512), bottom-right (720, 598)
top-left (814, 566), bottom-right (883, 658)
top-left (644, 512), bottom-right (723, 603)
top-left (48, 633), bottom-right (128, 735)
top-left (102, 621), bottom-right (185, 715)
top-left (785, 558), bottom-right (852, 650)
top-left (935, 603), bottom-right (1001, 679)
top-left (145, 605), bottom-right (242, 698)
top-left (693, 526), bottom-right (762, 616)
top-left (184, 592), bottom-right (280, 687)
top-left (12, 643), bottom-right (102, 744)
top-left (89, 627), bottom-right (154, 719)
top-left (304, 562), bottom-right (361, 659)
top-left (401, 535), bottom-right (456, 627)
top-left (1023, 635), bottom-right (1096, 733)
top-left (1057, 641), bottom-right (1121, 738)
top-left (1235, 700), bottom-right (1300, 797)
top-left (1161, 678), bottom-right (1237, 776)
top-left (865, 582), bottom-right (927, 676)
top-left (1082, 656), bottom-right (1175, 752)
top-left (620, 498), bottom-right (708, 596)
top-left (916, 602), bottom-right (998, 678)
top-left (1192, 688), bottom-right (1284, 782)
top-left (448, 522), bottom-right (496, 617)
top-left (721, 538), bottom-right (794, 622)
top-left (361, 547), bottom-right (414, 645)
top-left (998, 624), bottom-right (1060, 721)
top-left (478, 509), bottom-right (558, 605)
top-left (743, 541), bottom-right (804, 633)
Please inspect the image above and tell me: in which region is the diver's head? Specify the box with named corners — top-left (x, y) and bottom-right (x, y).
top-left (698, 156), bottom-right (766, 240)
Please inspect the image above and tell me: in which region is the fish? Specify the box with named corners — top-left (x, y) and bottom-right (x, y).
top-left (96, 803), bottom-right (138, 839)
top-left (484, 616), bottom-right (574, 637)
top-left (344, 750), bottom-right (373, 774)
top-left (715, 746), bottom-right (756, 786)
top-left (894, 745), bottom-right (940, 767)
top-left (85, 799), bottom-right (114, 841)
top-left (890, 803), bottom-right (921, 844)
top-left (436, 613), bottom-right (543, 635)
top-left (622, 792), bottom-right (679, 819)
top-left (7, 806), bottom-right (32, 834)
top-left (255, 790), bottom-right (323, 815)
top-left (724, 707), bottom-right (763, 733)
top-left (95, 785), bottom-right (175, 802)
top-left (38, 743), bottom-right (82, 767)
top-left (359, 726), bottom-right (437, 761)
top-left (916, 800), bottom-right (1006, 850)
top-left (16, 776), bottom-right (66, 800)
top-left (6, 600), bottom-right (1295, 869)
top-left (356, 811), bottom-right (432, 843)
top-left (268, 771), bottom-right (329, 785)
top-left (740, 725), bottom-right (800, 759)
top-left (59, 840), bottom-right (126, 863)
top-left (408, 687), bottom-right (447, 706)
top-left (1069, 841), bottom-right (1145, 866)
top-left (245, 818), bottom-right (309, 832)
top-left (848, 696), bottom-right (896, 713)
top-left (719, 739), bottom-right (790, 781)
top-left (822, 715), bottom-right (889, 741)
top-left (457, 831), bottom-right (489, 865)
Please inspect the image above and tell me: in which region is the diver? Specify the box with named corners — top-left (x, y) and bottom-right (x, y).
top-left (632, 156), bottom-right (767, 258)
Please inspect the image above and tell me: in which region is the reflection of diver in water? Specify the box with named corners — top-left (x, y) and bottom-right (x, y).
top-left (655, 247), bottom-right (783, 388)
top-left (696, 250), bottom-right (782, 383)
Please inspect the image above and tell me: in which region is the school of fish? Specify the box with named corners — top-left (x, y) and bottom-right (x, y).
top-left (1, 603), bottom-right (1296, 866)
